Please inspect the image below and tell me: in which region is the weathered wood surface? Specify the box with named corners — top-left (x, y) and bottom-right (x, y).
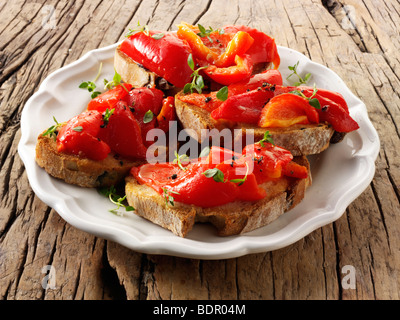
top-left (0, 0), bottom-right (399, 300)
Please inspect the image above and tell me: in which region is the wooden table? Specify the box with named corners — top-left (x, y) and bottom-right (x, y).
top-left (1, 0), bottom-right (399, 300)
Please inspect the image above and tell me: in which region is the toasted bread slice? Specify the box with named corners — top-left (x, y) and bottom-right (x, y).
top-left (125, 156), bottom-right (311, 237)
top-left (174, 93), bottom-right (335, 156)
top-left (35, 132), bottom-right (143, 188)
top-left (115, 45), bottom-right (179, 93)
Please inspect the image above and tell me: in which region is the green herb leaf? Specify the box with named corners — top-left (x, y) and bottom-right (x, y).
top-left (42, 116), bottom-right (63, 141)
top-left (289, 84), bottom-right (321, 109)
top-left (98, 185), bottom-right (135, 215)
top-left (72, 126), bottom-right (83, 132)
top-left (187, 53), bottom-right (195, 71)
top-left (183, 83), bottom-right (193, 94)
top-left (102, 108), bottom-right (115, 127)
top-left (104, 69), bottom-right (128, 92)
top-left (143, 110), bottom-right (154, 124)
top-left (183, 54), bottom-right (209, 94)
top-left (308, 98), bottom-right (321, 109)
top-left (286, 61), bottom-right (311, 86)
top-left (229, 162), bottom-right (249, 186)
top-left (162, 188), bottom-right (180, 206)
top-left (197, 24), bottom-right (221, 39)
top-left (216, 86), bottom-right (229, 101)
top-left (199, 146), bottom-right (210, 158)
top-left (91, 91), bottom-right (101, 99)
top-left (151, 33), bottom-right (164, 40)
top-left (79, 63), bottom-right (103, 98)
top-left (125, 21), bottom-right (150, 37)
top-left (203, 168), bottom-right (225, 183)
top-left (173, 151), bottom-right (190, 170)
top-left (259, 130), bottom-right (275, 147)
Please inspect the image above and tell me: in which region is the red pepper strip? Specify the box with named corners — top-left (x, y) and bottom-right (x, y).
top-left (204, 54), bottom-right (253, 85)
top-left (211, 87), bottom-right (275, 124)
top-left (258, 93), bottom-right (319, 128)
top-left (214, 31), bottom-right (254, 67)
top-left (228, 69), bottom-right (283, 95)
top-left (119, 31), bottom-right (193, 88)
top-left (242, 142), bottom-right (295, 183)
top-left (272, 85), bottom-right (358, 132)
top-left (87, 84), bottom-right (133, 113)
top-left (223, 25), bottom-right (280, 68)
top-left (177, 69), bottom-right (282, 112)
top-left (177, 91), bottom-right (220, 112)
top-left (282, 161), bottom-right (309, 179)
top-left (131, 146), bottom-right (265, 208)
top-left (317, 98), bottom-right (359, 132)
top-left (125, 87), bottom-right (165, 147)
top-left (131, 143), bottom-right (309, 208)
top-left (304, 87), bottom-right (349, 113)
top-left (176, 24), bottom-right (219, 64)
top-left (97, 101), bottom-right (148, 160)
top-left (57, 111), bottom-right (111, 161)
top-left (157, 96), bottom-right (176, 132)
top-left (283, 86), bottom-right (349, 113)
top-left (213, 84), bottom-right (358, 132)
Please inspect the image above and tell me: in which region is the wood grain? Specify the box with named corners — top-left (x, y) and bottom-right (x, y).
top-left (0, 0), bottom-right (399, 300)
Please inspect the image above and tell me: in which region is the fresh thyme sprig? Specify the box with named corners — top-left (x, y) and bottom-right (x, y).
top-left (259, 130), bottom-right (275, 147)
top-left (79, 63), bottom-right (103, 98)
top-left (197, 24), bottom-right (224, 42)
top-left (126, 21), bottom-right (150, 37)
top-left (286, 61), bottom-right (311, 86)
top-left (162, 188), bottom-right (180, 206)
top-left (173, 151), bottom-right (190, 170)
top-left (101, 108), bottom-right (115, 128)
top-left (183, 54), bottom-right (208, 94)
top-left (98, 185), bottom-right (135, 215)
top-left (289, 83), bottom-right (321, 109)
top-left (104, 69), bottom-right (129, 92)
top-left (125, 21), bottom-right (164, 39)
top-left (229, 162), bottom-right (249, 186)
top-left (42, 116), bottom-right (64, 141)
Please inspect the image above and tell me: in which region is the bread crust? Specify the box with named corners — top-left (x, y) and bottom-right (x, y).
top-left (35, 132), bottom-right (143, 188)
top-left (125, 157), bottom-right (311, 237)
top-left (174, 92), bottom-right (335, 156)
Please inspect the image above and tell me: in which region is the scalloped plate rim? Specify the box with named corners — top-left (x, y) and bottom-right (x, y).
top-left (18, 43), bottom-right (380, 259)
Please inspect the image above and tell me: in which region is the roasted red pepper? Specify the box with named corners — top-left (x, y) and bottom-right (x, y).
top-left (177, 23), bottom-right (280, 85)
top-left (228, 69), bottom-right (283, 95)
top-left (258, 93), bottom-right (319, 127)
top-left (87, 84), bottom-right (132, 112)
top-left (203, 54), bottom-right (254, 85)
top-left (211, 88), bottom-right (273, 123)
top-left (58, 85), bottom-right (168, 161)
top-left (119, 31), bottom-right (193, 88)
top-left (223, 25), bottom-right (280, 68)
top-left (157, 96), bottom-right (176, 132)
top-left (57, 111), bottom-right (111, 161)
top-left (125, 87), bottom-right (164, 146)
top-left (211, 84), bottom-right (359, 132)
top-left (97, 101), bottom-right (147, 160)
top-left (131, 142), bottom-right (308, 208)
top-left (177, 69), bottom-right (283, 112)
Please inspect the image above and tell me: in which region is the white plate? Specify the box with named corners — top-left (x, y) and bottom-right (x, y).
top-left (18, 43), bottom-right (380, 259)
